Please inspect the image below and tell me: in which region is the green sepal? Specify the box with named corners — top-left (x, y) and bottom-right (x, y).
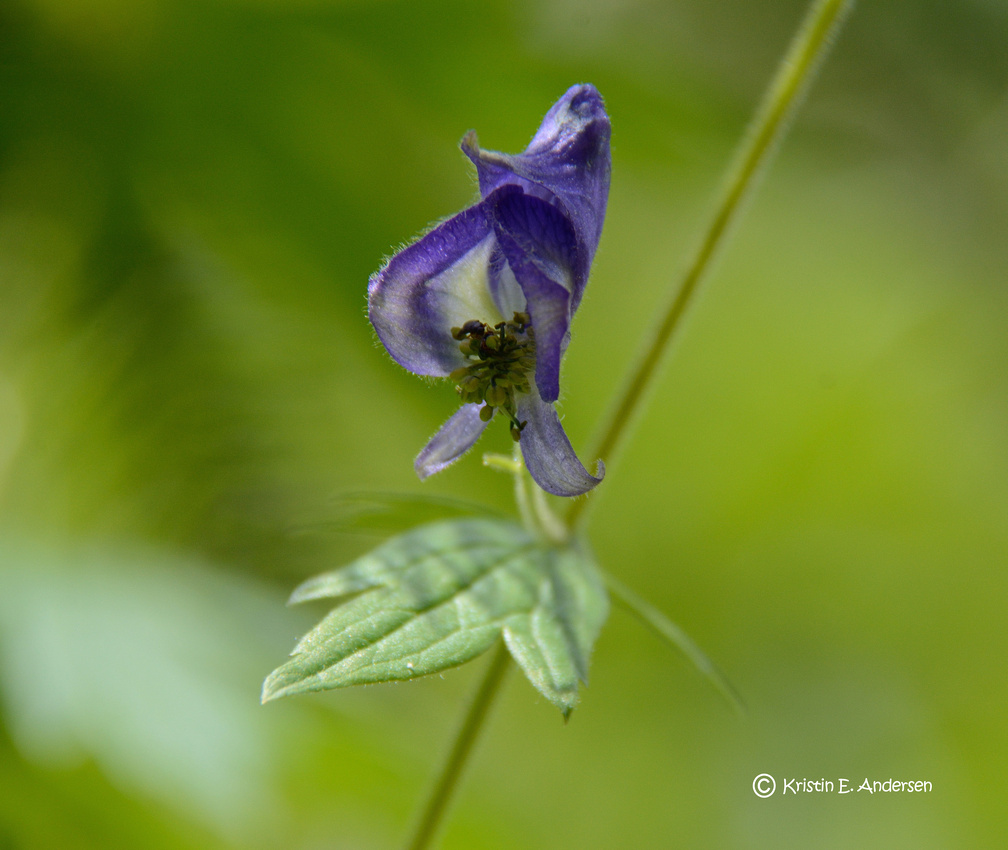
top-left (262, 518), bottom-right (608, 716)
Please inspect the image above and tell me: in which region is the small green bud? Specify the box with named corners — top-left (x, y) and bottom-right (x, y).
top-left (479, 405), bottom-right (495, 422)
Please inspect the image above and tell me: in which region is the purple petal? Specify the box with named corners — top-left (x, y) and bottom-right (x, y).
top-left (489, 184), bottom-right (580, 402)
top-left (368, 203), bottom-right (502, 377)
top-left (462, 84), bottom-right (611, 314)
top-left (490, 184), bottom-right (578, 276)
top-left (517, 388), bottom-right (604, 497)
top-left (415, 404), bottom-right (490, 480)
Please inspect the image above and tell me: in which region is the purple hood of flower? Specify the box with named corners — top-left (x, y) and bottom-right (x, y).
top-left (367, 84), bottom-right (610, 497)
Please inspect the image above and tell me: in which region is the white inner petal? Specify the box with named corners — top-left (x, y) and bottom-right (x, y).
top-left (427, 234), bottom-right (501, 328)
top-left (493, 260), bottom-right (528, 318)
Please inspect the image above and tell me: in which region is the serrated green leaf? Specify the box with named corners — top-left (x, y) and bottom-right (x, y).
top-left (262, 518), bottom-right (608, 715)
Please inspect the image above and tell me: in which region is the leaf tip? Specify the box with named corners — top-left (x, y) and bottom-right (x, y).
top-left (287, 582), bottom-right (317, 606)
top-left (260, 670), bottom-right (290, 704)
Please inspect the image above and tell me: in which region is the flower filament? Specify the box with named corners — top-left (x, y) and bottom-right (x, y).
top-left (449, 312), bottom-right (535, 441)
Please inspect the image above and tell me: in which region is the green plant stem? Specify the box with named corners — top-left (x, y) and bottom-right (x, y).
top-left (487, 448), bottom-right (569, 545)
top-left (404, 641), bottom-right (511, 850)
top-left (566, 0), bottom-right (853, 530)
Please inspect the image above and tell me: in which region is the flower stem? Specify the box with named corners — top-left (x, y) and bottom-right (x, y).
top-left (567, 0), bottom-right (853, 529)
top-left (404, 640), bottom-right (511, 850)
top-left (487, 448), bottom-right (569, 544)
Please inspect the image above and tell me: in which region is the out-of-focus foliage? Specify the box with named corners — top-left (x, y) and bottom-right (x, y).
top-left (1, 0), bottom-right (1006, 847)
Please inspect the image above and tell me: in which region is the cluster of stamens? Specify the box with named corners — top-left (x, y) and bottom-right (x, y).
top-left (449, 312), bottom-right (535, 441)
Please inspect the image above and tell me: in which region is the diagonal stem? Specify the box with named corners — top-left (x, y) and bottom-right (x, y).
top-left (404, 640), bottom-right (511, 850)
top-left (567, 0), bottom-right (854, 530)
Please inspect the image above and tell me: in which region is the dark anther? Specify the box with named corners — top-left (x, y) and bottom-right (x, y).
top-left (449, 314), bottom-right (536, 439)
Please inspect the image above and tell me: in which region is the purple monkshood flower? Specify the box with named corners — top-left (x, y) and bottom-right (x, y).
top-left (367, 84), bottom-right (610, 497)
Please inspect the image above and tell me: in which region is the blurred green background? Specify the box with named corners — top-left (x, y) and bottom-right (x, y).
top-left (2, 0), bottom-right (1007, 846)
